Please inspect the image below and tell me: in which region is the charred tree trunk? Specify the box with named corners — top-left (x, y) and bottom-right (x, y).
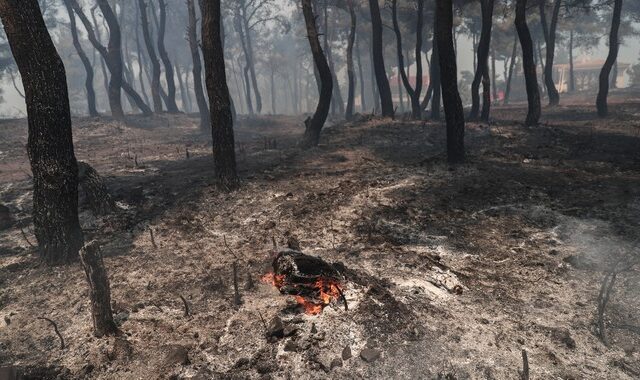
top-left (187, 0), bottom-right (210, 130)
top-left (539, 0), bottom-right (561, 106)
top-left (64, 0), bottom-right (98, 117)
top-left (491, 45), bottom-right (497, 102)
top-left (369, 44), bottom-right (380, 113)
top-left (200, 0), bottom-right (239, 189)
top-left (78, 162), bottom-right (116, 215)
top-left (504, 33), bottom-right (518, 105)
top-left (138, 0), bottom-right (163, 113)
top-left (356, 36), bottom-right (366, 112)
top-left (0, 0), bottom-right (84, 264)
top-left (431, 40), bottom-right (441, 120)
top-left (80, 242), bottom-right (118, 337)
top-left (368, 0), bottom-right (394, 117)
top-left (96, 0), bottom-right (125, 119)
top-left (392, 0), bottom-right (424, 119)
top-left (515, 0), bottom-right (541, 126)
top-left (301, 0), bottom-right (333, 147)
top-left (569, 29), bottom-right (575, 93)
top-left (469, 0), bottom-right (494, 120)
top-left (596, 0), bottom-right (622, 117)
top-left (345, 2), bottom-right (357, 120)
top-left (176, 66), bottom-right (190, 112)
top-left (436, 0), bottom-right (465, 163)
top-left (157, 0), bottom-right (180, 113)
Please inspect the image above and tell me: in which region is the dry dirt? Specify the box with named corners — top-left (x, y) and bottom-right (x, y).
top-left (1, 98), bottom-right (640, 379)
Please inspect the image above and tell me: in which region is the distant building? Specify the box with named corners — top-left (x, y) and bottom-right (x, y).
top-left (554, 58), bottom-right (630, 92)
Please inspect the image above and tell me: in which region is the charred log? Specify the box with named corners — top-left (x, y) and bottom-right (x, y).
top-left (80, 242), bottom-right (118, 337)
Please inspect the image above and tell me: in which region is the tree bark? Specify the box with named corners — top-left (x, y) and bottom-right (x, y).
top-left (515, 0), bottom-right (541, 126)
top-left (63, 0), bottom-right (98, 117)
top-left (176, 65), bottom-right (190, 112)
top-left (157, 0), bottom-right (180, 112)
top-left (80, 242), bottom-right (118, 337)
top-left (368, 0), bottom-right (394, 117)
top-left (469, 0), bottom-right (494, 120)
top-left (596, 0), bottom-right (622, 117)
top-left (392, 0), bottom-right (424, 119)
top-left (435, 0), bottom-right (465, 163)
top-left (187, 0), bottom-right (210, 129)
top-left (134, 4), bottom-right (151, 107)
top-left (301, 0), bottom-right (333, 147)
top-left (138, 0), bottom-right (163, 113)
top-left (431, 39), bottom-right (441, 120)
top-left (540, 0), bottom-right (561, 106)
top-left (200, 0), bottom-right (239, 189)
top-left (0, 0), bottom-right (84, 264)
top-left (345, 1), bottom-right (357, 120)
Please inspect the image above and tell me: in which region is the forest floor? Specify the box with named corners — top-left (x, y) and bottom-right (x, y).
top-left (1, 95), bottom-right (640, 379)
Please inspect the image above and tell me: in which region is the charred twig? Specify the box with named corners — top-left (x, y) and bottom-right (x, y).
top-left (258, 311), bottom-right (268, 333)
top-left (232, 261), bottom-right (242, 307)
top-left (37, 317), bottom-right (65, 349)
top-left (179, 295), bottom-right (190, 317)
top-left (20, 227), bottom-right (35, 248)
top-left (336, 285), bottom-right (348, 312)
top-left (223, 235), bottom-right (238, 260)
top-left (521, 349), bottom-right (529, 380)
top-left (149, 227), bottom-right (157, 249)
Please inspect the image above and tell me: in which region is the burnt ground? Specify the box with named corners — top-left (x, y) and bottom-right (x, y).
top-left (0, 96), bottom-right (639, 379)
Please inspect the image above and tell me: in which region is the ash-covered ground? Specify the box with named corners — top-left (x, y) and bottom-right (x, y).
top-left (1, 97), bottom-right (639, 379)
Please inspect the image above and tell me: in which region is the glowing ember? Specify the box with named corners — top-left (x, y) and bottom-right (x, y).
top-left (262, 272), bottom-right (345, 315)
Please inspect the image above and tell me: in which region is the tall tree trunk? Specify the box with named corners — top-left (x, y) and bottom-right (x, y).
top-left (469, 0), bottom-right (494, 120)
top-left (0, 0), bottom-right (84, 263)
top-left (134, 4), bottom-right (151, 107)
top-left (240, 9), bottom-right (262, 114)
top-left (491, 45), bottom-right (497, 102)
top-left (368, 0), bottom-right (394, 117)
top-left (504, 33), bottom-right (518, 105)
top-left (200, 0), bottom-right (239, 189)
top-left (435, 0), bottom-right (465, 163)
top-left (301, 0), bottom-right (333, 147)
top-left (90, 6), bottom-right (109, 103)
top-left (176, 65), bottom-right (189, 112)
top-left (157, 0), bottom-right (179, 112)
top-left (596, 0), bottom-right (622, 117)
top-left (391, 0), bottom-right (424, 119)
top-left (610, 59), bottom-right (618, 89)
top-left (539, 0), bottom-right (561, 106)
top-left (515, 0), bottom-right (541, 126)
top-left (569, 29), bottom-right (575, 93)
top-left (138, 0), bottom-right (163, 113)
top-left (96, 0), bottom-right (125, 119)
top-left (431, 39), bottom-right (441, 120)
top-left (356, 35), bottom-right (366, 112)
top-left (369, 43), bottom-right (380, 113)
top-left (270, 68), bottom-right (277, 114)
top-left (187, 0), bottom-right (210, 129)
top-left (345, 1), bottom-right (357, 120)
top-left (64, 0), bottom-right (98, 117)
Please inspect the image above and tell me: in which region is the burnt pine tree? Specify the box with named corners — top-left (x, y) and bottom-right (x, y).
top-left (187, 0), bottom-right (210, 130)
top-left (368, 0), bottom-right (394, 117)
top-left (391, 0), bottom-right (425, 119)
top-left (345, 0), bottom-right (357, 120)
top-left (515, 0), bottom-right (541, 126)
top-left (158, 0), bottom-right (180, 113)
top-left (138, 0), bottom-right (163, 113)
top-left (435, 0), bottom-right (465, 163)
top-left (539, 0), bottom-right (561, 106)
top-left (0, 0), bottom-right (84, 263)
top-left (596, 0), bottom-right (623, 117)
top-left (200, 0), bottom-right (239, 189)
top-left (469, 0), bottom-right (494, 121)
top-left (63, 0), bottom-right (98, 117)
top-left (301, 0), bottom-right (333, 147)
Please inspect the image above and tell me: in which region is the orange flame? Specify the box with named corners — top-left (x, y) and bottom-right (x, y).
top-left (262, 272), bottom-right (344, 315)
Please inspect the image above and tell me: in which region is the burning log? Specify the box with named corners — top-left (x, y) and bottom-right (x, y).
top-left (263, 249), bottom-right (347, 315)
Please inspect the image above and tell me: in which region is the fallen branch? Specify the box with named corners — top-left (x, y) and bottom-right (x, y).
top-left (179, 295), bottom-right (190, 317)
top-left (20, 227), bottom-right (35, 248)
top-left (149, 227), bottom-right (157, 249)
top-left (37, 317), bottom-right (64, 349)
top-left (521, 349), bottom-right (529, 380)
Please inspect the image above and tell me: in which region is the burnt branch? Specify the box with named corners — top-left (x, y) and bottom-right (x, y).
top-left (37, 317), bottom-right (65, 350)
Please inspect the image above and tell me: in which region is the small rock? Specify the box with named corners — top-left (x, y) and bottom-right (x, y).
top-left (549, 249), bottom-right (559, 256)
top-left (164, 344), bottom-right (189, 365)
top-left (114, 311), bottom-right (129, 326)
top-left (479, 318), bottom-right (490, 325)
top-left (264, 221), bottom-right (276, 230)
top-left (330, 358), bottom-right (343, 369)
top-left (551, 328), bottom-right (576, 349)
top-left (3, 316), bottom-right (10, 326)
top-left (360, 348), bottom-right (381, 363)
top-left (517, 338), bottom-right (525, 345)
top-left (341, 345), bottom-right (352, 360)
top-left (310, 323), bottom-right (317, 334)
top-left (267, 316), bottom-right (284, 338)
top-left (283, 340), bottom-right (298, 352)
top-left (234, 357), bottom-right (250, 368)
